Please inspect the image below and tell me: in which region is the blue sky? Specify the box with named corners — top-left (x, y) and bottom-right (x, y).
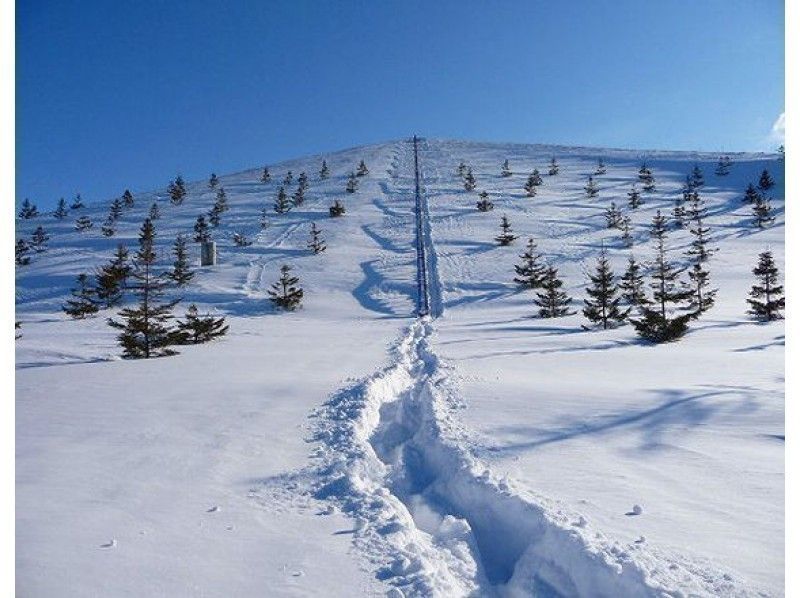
top-left (17, 0), bottom-right (784, 208)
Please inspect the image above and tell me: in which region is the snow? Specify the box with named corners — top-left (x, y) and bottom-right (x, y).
top-left (16, 138), bottom-right (783, 596)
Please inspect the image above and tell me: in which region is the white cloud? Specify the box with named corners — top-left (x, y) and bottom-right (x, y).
top-left (769, 112), bottom-right (785, 146)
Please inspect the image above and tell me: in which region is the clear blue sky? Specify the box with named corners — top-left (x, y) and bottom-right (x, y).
top-left (17, 0), bottom-right (784, 208)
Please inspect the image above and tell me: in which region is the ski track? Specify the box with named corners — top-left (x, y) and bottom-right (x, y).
top-left (288, 139), bottom-right (751, 597)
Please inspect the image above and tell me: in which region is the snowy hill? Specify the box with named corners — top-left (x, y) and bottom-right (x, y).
top-left (16, 138), bottom-right (784, 597)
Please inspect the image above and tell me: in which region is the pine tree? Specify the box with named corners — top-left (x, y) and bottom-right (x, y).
top-left (233, 231), bottom-right (252, 247)
top-left (687, 261), bottom-right (717, 317)
top-left (53, 198), bottom-right (69, 219)
top-left (274, 186), bottom-right (291, 213)
top-left (585, 176), bottom-right (599, 197)
top-left (101, 217), bottom-right (116, 237)
top-left (319, 160), bottom-right (330, 179)
top-left (672, 197), bottom-right (687, 229)
top-left (356, 160), bottom-right (369, 177)
top-left (619, 256), bottom-right (650, 308)
top-left (307, 222), bottom-right (326, 254)
top-left (630, 211), bottom-right (693, 342)
top-left (346, 172), bottom-right (359, 193)
top-left (620, 215), bottom-right (633, 248)
top-left (595, 158), bottom-right (606, 175)
top-left (457, 161), bottom-right (467, 178)
top-left (122, 189), bottom-right (135, 208)
top-left (15, 239), bottom-right (31, 266)
top-left (524, 175), bottom-right (538, 197)
top-left (627, 186), bottom-right (642, 209)
top-left (747, 251), bottom-right (784, 321)
top-left (167, 235), bottom-right (194, 286)
top-left (108, 218), bottom-right (179, 358)
top-left (168, 175), bottom-right (187, 205)
top-left (292, 184), bottom-right (305, 206)
top-left (283, 170), bottom-right (294, 185)
top-left (31, 226), bottom-right (49, 252)
top-left (604, 202), bottom-right (623, 229)
top-left (548, 157), bottom-right (559, 176)
top-left (534, 265), bottom-right (573, 318)
top-left (495, 215), bottom-right (517, 246)
top-left (476, 191), bottom-right (494, 212)
top-left (758, 169), bottom-right (775, 192)
top-left (298, 171), bottom-right (309, 191)
top-left (109, 197), bottom-right (124, 221)
top-left (208, 173), bottom-right (219, 189)
top-left (583, 248), bottom-right (627, 329)
top-left (690, 164), bottom-right (704, 188)
top-left (260, 166), bottom-right (271, 183)
top-left (208, 206), bottom-right (221, 228)
top-left (62, 273), bottom-right (99, 319)
top-left (95, 244), bottom-right (131, 308)
top-left (260, 207), bottom-right (269, 229)
top-left (212, 187), bottom-right (228, 216)
top-left (501, 159), bottom-right (512, 177)
top-left (149, 201), bottom-right (160, 220)
top-left (174, 304), bottom-right (229, 344)
top-left (753, 195), bottom-right (775, 228)
top-left (742, 183), bottom-right (761, 204)
top-left (329, 199), bottom-right (346, 217)
top-left (268, 264), bottom-right (303, 311)
top-left (463, 168), bottom-right (476, 191)
top-left (638, 162), bottom-right (651, 182)
top-left (513, 238), bottom-right (546, 288)
top-left (714, 156), bottom-right (731, 176)
top-left (194, 215), bottom-right (211, 242)
top-left (686, 194), bottom-right (715, 263)
top-left (70, 193), bottom-right (84, 210)
top-left (19, 198), bottom-right (39, 219)
top-left (75, 215), bottom-right (93, 231)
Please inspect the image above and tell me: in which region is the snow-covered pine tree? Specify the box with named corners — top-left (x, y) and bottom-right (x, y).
top-left (513, 237), bottom-right (546, 288)
top-left (329, 199), bottom-right (346, 217)
top-left (583, 247), bottom-right (628, 329)
top-left (18, 198), bottom-right (39, 219)
top-left (747, 250), bottom-right (784, 321)
top-left (268, 264), bottom-right (303, 311)
top-left (31, 226), bottom-right (49, 252)
top-left (319, 160), bottom-right (330, 179)
top-left (457, 161), bottom-right (467, 178)
top-left (585, 176), bottom-right (599, 197)
top-left (108, 218), bottom-right (180, 358)
top-left (501, 159), bottom-right (512, 177)
top-left (274, 186), bottom-right (291, 213)
top-left (619, 255), bottom-right (650, 309)
top-left (292, 184), bottom-right (305, 206)
top-left (743, 183), bottom-right (761, 204)
top-left (672, 195), bottom-right (687, 229)
top-left (298, 172), bottom-right (309, 191)
top-left (284, 171), bottom-right (293, 185)
top-left (630, 211), bottom-right (693, 342)
top-left (109, 196), bottom-right (124, 221)
top-left (70, 193), bottom-right (84, 210)
top-left (168, 175), bottom-right (187, 205)
top-left (53, 198), bottom-right (69, 219)
top-left (75, 215), bottom-right (93, 231)
top-left (476, 191), bottom-right (494, 212)
top-left (122, 189), bottom-right (135, 208)
top-left (149, 201), bottom-right (160, 220)
top-left (495, 215), bottom-right (517, 246)
top-left (604, 202), bottom-right (623, 229)
top-left (193, 215), bottom-right (211, 243)
top-left (595, 158), bottom-right (607, 175)
top-left (758, 169), bottom-right (775, 192)
top-left (524, 174), bottom-right (538, 197)
top-left (62, 273), bottom-right (99, 319)
top-left (208, 173), bottom-right (219, 189)
top-left (356, 160), bottom-right (369, 177)
top-left (534, 265), bottom-right (573, 318)
top-left (627, 186), bottom-right (642, 209)
top-left (174, 304), bottom-right (229, 344)
top-left (714, 156), bottom-right (731, 176)
top-left (753, 195), bottom-right (775, 228)
top-left (690, 164), bottom-right (704, 188)
top-left (15, 239), bottom-right (31, 266)
top-left (214, 187), bottom-right (228, 213)
top-left (620, 215), bottom-right (633, 248)
top-left (638, 162), bottom-right (651, 181)
top-left (346, 172), bottom-right (359, 193)
top-left (260, 166), bottom-right (271, 183)
top-left (548, 157), bottom-right (559, 176)
top-left (167, 235), bottom-right (194, 286)
top-left (208, 206), bottom-right (221, 228)
top-left (101, 216), bottom-right (116, 237)
top-left (308, 222), bottom-right (326, 254)
top-left (233, 231), bottom-right (252, 247)
top-left (95, 244), bottom-right (131, 308)
top-left (463, 168), bottom-right (477, 192)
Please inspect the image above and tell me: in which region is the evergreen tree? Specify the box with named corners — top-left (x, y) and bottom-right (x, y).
top-left (714, 156), bottom-right (731, 176)
top-left (260, 166), bottom-right (271, 183)
top-left (638, 162), bottom-right (651, 182)
top-left (595, 158), bottom-right (606, 175)
top-left (742, 183), bottom-right (761, 204)
top-left (630, 211), bottom-right (693, 342)
top-left (268, 264), bottom-right (303, 310)
top-left (108, 218), bottom-right (179, 358)
top-left (747, 251), bottom-right (784, 321)
top-left (495, 215), bottom-right (517, 246)
top-left (274, 186), bottom-right (291, 213)
top-left (109, 197), bottom-right (124, 221)
top-left (149, 201), bottom-right (160, 220)
top-left (168, 175), bottom-right (187, 205)
top-left (18, 198), bottom-right (39, 219)
top-left (687, 261), bottom-right (717, 317)
top-left (298, 171), bottom-right (309, 191)
top-left (53, 198), bottom-right (69, 219)
top-left (686, 193), bottom-right (715, 262)
top-left (319, 160), bottom-right (330, 179)
top-left (627, 186), bottom-right (642, 209)
top-left (501, 159), bottom-right (512, 177)
top-left (476, 191), bottom-right (494, 212)
top-left (174, 304), bottom-right (229, 344)
top-left (75, 215), bottom-right (93, 231)
top-left (585, 176), bottom-right (599, 197)
top-left (356, 160), bottom-right (369, 177)
top-left (283, 170), bottom-right (294, 185)
top-left (308, 222), bottom-right (326, 254)
top-left (62, 273), bottom-right (99, 319)
top-left (604, 202), bottom-right (623, 229)
top-left (31, 226), bottom-right (49, 252)
top-left (463, 168), bottom-right (477, 191)
top-left (208, 206), bottom-right (221, 228)
top-left (457, 161), bottom-right (467, 178)
top-left (620, 215), bottom-right (633, 248)
top-left (619, 256), bottom-right (650, 308)
top-left (513, 238), bottom-right (546, 288)
top-left (690, 164), bottom-right (704, 188)
top-left (524, 174), bottom-right (538, 197)
top-left (194, 215), bottom-right (211, 242)
top-left (758, 169), bottom-right (775, 192)
top-left (167, 235), bottom-right (194, 286)
top-left (15, 239), bottom-right (31, 266)
top-left (329, 199), bottom-right (346, 217)
top-left (101, 217), bottom-right (116, 237)
top-left (292, 184), bottom-right (305, 206)
top-left (583, 248), bottom-right (627, 329)
top-left (346, 172), bottom-right (359, 193)
top-left (71, 193), bottom-right (84, 210)
top-left (534, 265), bottom-right (573, 318)
top-left (753, 195), bottom-right (775, 228)
top-left (213, 187), bottom-right (228, 213)
top-left (233, 231), bottom-right (252, 247)
top-left (672, 196), bottom-right (687, 229)
top-left (95, 244), bottom-right (131, 308)
top-left (260, 207), bottom-right (269, 229)
top-left (208, 173), bottom-right (219, 189)
top-left (122, 189), bottom-right (135, 208)
top-left (548, 157), bottom-right (559, 176)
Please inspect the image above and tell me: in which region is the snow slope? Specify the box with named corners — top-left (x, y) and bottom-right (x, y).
top-left (16, 138), bottom-right (783, 597)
